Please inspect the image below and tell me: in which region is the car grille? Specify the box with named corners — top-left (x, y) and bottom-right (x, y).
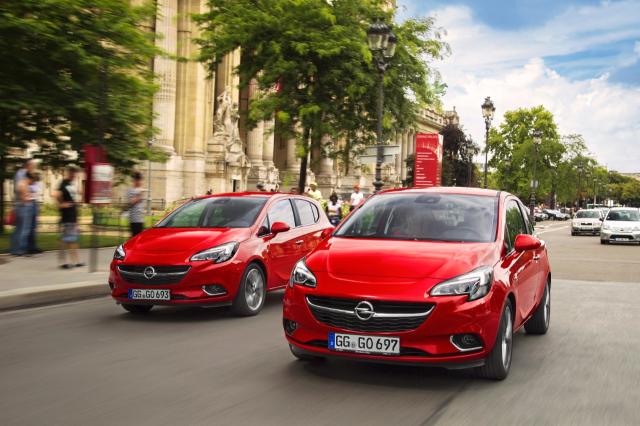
top-left (306, 296), bottom-right (434, 333)
top-left (117, 265), bottom-right (191, 285)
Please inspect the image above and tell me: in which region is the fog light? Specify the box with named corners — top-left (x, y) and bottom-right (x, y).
top-left (202, 285), bottom-right (227, 296)
top-left (283, 318), bottom-right (297, 336)
top-left (450, 334), bottom-right (483, 352)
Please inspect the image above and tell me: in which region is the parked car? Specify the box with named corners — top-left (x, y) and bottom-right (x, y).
top-left (571, 209), bottom-right (603, 236)
top-left (543, 209), bottom-right (570, 221)
top-left (534, 208), bottom-right (548, 222)
top-left (110, 192), bottom-right (333, 315)
top-left (600, 207), bottom-right (640, 245)
top-left (283, 187), bottom-right (551, 380)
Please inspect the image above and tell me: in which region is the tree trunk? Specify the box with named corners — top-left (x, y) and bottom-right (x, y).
top-left (0, 154), bottom-right (5, 235)
top-left (297, 127), bottom-right (311, 194)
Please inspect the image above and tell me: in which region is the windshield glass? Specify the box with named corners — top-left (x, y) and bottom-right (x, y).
top-left (334, 193), bottom-right (498, 243)
top-left (156, 197), bottom-right (267, 228)
top-left (576, 210), bottom-right (600, 219)
top-left (606, 209), bottom-right (640, 222)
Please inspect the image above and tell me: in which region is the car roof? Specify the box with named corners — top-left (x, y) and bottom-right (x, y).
top-left (608, 207), bottom-right (639, 210)
top-left (379, 186), bottom-right (501, 198)
top-left (194, 191), bottom-right (284, 200)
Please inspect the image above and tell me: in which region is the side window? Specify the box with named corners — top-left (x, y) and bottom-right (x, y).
top-left (294, 199), bottom-right (316, 226)
top-left (311, 203), bottom-right (320, 222)
top-left (505, 200), bottom-right (527, 252)
top-left (517, 201), bottom-right (534, 234)
top-left (268, 200), bottom-right (296, 228)
top-left (257, 216), bottom-right (270, 237)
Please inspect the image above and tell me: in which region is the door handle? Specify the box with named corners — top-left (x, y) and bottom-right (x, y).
top-left (295, 240), bottom-right (304, 245)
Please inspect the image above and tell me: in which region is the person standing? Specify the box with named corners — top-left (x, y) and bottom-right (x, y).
top-left (12, 173), bottom-right (36, 256)
top-left (349, 184), bottom-right (364, 211)
top-left (325, 192), bottom-right (343, 226)
top-left (26, 172), bottom-right (43, 254)
top-left (10, 159), bottom-right (35, 255)
top-left (57, 166), bottom-right (83, 269)
top-left (307, 182), bottom-right (323, 202)
top-left (127, 172), bottom-right (146, 237)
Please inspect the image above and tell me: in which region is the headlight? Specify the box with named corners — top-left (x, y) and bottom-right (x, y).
top-left (114, 244), bottom-right (125, 260)
top-left (289, 258), bottom-right (316, 288)
top-left (633, 226), bottom-right (640, 232)
top-left (430, 266), bottom-right (493, 301)
top-left (190, 242), bottom-right (238, 263)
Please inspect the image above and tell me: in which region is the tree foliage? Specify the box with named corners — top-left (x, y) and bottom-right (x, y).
top-left (194, 0), bottom-right (448, 191)
top-left (441, 124), bottom-right (479, 186)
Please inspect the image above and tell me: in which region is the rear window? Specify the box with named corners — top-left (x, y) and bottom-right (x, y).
top-left (335, 193), bottom-right (498, 243)
top-left (576, 210), bottom-right (600, 219)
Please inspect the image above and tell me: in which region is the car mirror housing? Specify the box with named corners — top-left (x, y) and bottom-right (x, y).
top-left (514, 234), bottom-right (542, 252)
top-left (270, 221), bottom-right (290, 235)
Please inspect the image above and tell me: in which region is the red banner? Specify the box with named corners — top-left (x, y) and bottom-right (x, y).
top-left (414, 133), bottom-right (442, 188)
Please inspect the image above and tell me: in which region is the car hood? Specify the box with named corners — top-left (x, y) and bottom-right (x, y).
top-left (124, 227), bottom-right (251, 258)
top-left (604, 221), bottom-right (640, 230)
top-left (573, 218), bottom-right (600, 224)
top-left (306, 237), bottom-right (500, 281)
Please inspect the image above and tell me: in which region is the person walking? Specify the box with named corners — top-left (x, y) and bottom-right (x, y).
top-left (11, 172), bottom-right (36, 256)
top-left (127, 172), bottom-right (146, 237)
top-left (349, 184), bottom-right (364, 211)
top-left (26, 172), bottom-right (43, 254)
top-left (325, 192), bottom-right (343, 226)
top-left (57, 166), bottom-right (83, 269)
top-left (10, 159), bottom-right (35, 255)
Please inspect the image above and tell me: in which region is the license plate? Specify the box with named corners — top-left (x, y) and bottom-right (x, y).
top-left (328, 332), bottom-right (400, 355)
top-left (128, 289), bottom-right (170, 300)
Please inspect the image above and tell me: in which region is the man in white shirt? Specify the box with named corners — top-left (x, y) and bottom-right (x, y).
top-left (350, 185), bottom-right (364, 211)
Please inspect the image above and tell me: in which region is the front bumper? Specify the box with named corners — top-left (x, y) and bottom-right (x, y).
top-left (283, 282), bottom-right (503, 368)
top-left (572, 225), bottom-right (601, 234)
top-left (600, 230), bottom-right (640, 242)
top-left (109, 259), bottom-right (245, 306)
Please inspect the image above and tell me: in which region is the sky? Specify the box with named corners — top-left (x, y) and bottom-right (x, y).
top-left (397, 0), bottom-right (640, 172)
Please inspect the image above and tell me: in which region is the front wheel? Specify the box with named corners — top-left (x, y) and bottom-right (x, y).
top-left (231, 263), bottom-right (266, 316)
top-left (475, 301), bottom-right (513, 380)
top-left (121, 304), bottom-right (153, 314)
top-left (524, 280), bottom-right (550, 334)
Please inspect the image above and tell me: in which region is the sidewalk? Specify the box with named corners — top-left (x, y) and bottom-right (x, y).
top-left (0, 247), bottom-right (114, 310)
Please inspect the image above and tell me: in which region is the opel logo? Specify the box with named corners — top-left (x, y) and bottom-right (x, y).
top-left (354, 301), bottom-right (375, 321)
top-left (143, 266), bottom-right (157, 280)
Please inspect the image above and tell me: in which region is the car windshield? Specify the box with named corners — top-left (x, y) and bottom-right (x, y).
top-left (156, 197), bottom-right (267, 228)
top-left (334, 193), bottom-right (498, 243)
top-left (606, 209), bottom-right (640, 222)
top-left (576, 211), bottom-right (600, 219)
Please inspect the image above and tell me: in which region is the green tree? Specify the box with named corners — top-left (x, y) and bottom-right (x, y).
top-left (0, 0), bottom-right (160, 231)
top-left (194, 0), bottom-right (447, 192)
top-left (440, 124), bottom-right (479, 186)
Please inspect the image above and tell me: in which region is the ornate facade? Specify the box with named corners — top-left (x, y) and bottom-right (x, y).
top-left (145, 0), bottom-right (451, 205)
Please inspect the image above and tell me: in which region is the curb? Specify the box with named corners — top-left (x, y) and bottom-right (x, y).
top-left (0, 281), bottom-right (109, 311)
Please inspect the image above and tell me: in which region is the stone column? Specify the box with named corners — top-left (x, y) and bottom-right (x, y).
top-left (400, 131), bottom-right (408, 181)
top-left (394, 132), bottom-right (402, 186)
top-left (262, 118), bottom-right (279, 189)
top-left (246, 80), bottom-right (266, 189)
top-left (315, 134), bottom-right (336, 197)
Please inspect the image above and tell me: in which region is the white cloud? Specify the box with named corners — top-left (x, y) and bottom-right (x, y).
top-left (418, 2), bottom-right (640, 172)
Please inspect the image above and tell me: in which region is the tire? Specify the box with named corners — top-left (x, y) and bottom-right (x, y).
top-left (289, 344), bottom-right (325, 362)
top-left (600, 239), bottom-right (608, 245)
top-left (571, 231), bottom-right (576, 236)
top-left (475, 301), bottom-right (513, 380)
top-left (524, 280), bottom-right (550, 335)
top-left (231, 263), bottom-right (266, 316)
top-left (122, 304), bottom-right (153, 314)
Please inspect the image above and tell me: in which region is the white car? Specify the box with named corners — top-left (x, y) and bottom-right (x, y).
top-left (571, 209), bottom-right (603, 236)
top-left (600, 207), bottom-right (640, 245)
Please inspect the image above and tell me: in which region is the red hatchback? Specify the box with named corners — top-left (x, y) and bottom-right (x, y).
top-left (283, 187), bottom-right (551, 379)
top-left (110, 192), bottom-right (332, 316)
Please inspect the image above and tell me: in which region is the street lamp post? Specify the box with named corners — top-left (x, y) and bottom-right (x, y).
top-left (367, 19), bottom-right (397, 193)
top-left (481, 97), bottom-right (496, 189)
top-left (529, 130), bottom-right (542, 220)
top-left (146, 137), bottom-right (155, 216)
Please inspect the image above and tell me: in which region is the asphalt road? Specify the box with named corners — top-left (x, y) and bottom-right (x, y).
top-left (1, 223), bottom-right (639, 426)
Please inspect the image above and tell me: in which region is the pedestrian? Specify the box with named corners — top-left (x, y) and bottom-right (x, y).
top-left (256, 182), bottom-right (266, 192)
top-left (307, 182), bottom-right (323, 202)
top-left (26, 172), bottom-right (43, 254)
top-left (349, 184), bottom-right (364, 211)
top-left (10, 159), bottom-right (35, 255)
top-left (127, 171), bottom-right (146, 237)
top-left (57, 166), bottom-right (83, 269)
top-left (11, 172), bottom-right (36, 256)
top-left (325, 192), bottom-right (343, 226)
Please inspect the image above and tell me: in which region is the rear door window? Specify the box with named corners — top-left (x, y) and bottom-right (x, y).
top-left (294, 199), bottom-right (316, 226)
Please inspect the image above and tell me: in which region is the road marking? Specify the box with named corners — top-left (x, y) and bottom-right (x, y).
top-left (537, 225), bottom-right (570, 235)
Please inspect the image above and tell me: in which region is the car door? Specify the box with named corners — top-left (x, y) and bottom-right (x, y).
top-left (503, 199), bottom-right (538, 319)
top-left (292, 198), bottom-right (326, 254)
top-left (266, 198), bottom-right (301, 285)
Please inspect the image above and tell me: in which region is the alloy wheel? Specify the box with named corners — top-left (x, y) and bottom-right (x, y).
top-left (543, 284), bottom-right (551, 328)
top-left (501, 306), bottom-right (513, 369)
top-left (244, 268), bottom-right (265, 311)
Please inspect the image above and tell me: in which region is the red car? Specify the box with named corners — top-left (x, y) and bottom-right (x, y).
top-left (283, 187), bottom-right (551, 379)
top-left (110, 192), bottom-right (332, 316)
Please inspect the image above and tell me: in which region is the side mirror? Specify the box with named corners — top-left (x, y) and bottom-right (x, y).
top-left (270, 221), bottom-right (290, 235)
top-left (321, 227), bottom-right (334, 240)
top-left (514, 234), bottom-right (542, 252)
